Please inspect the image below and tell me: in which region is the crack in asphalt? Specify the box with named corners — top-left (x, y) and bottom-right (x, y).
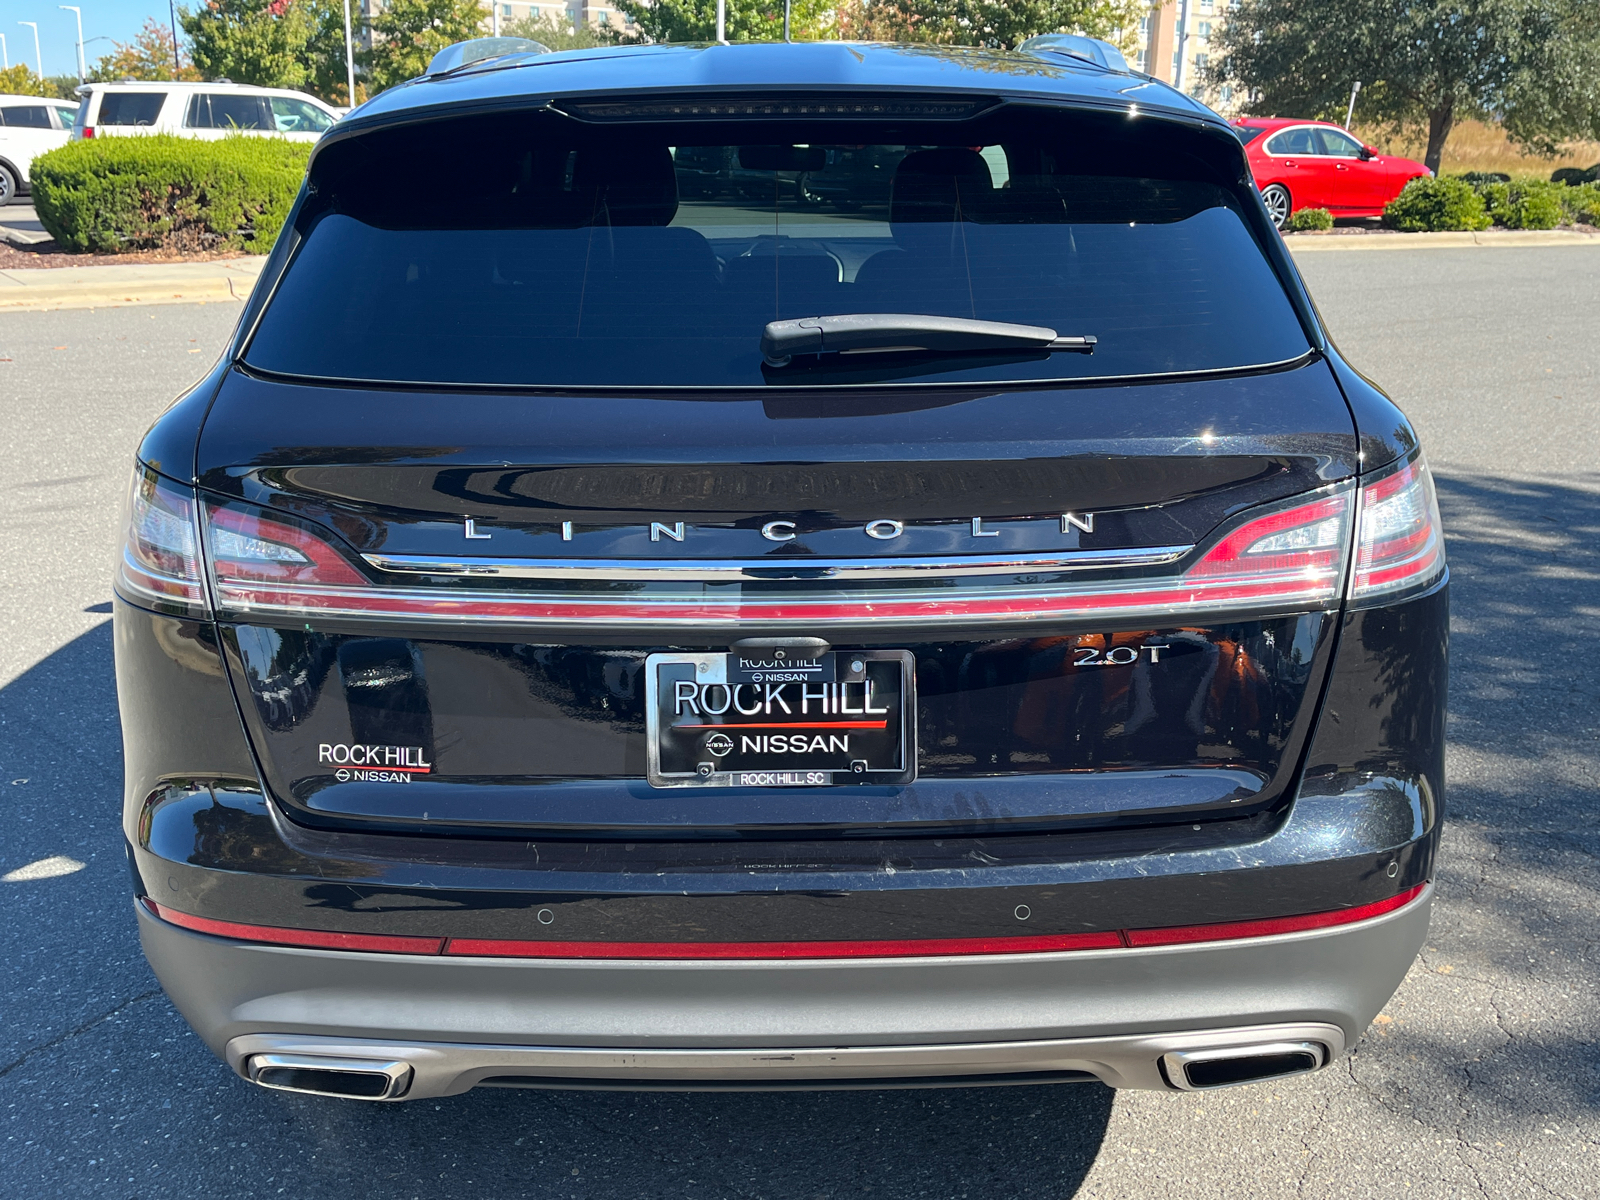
top-left (0, 987), bottom-right (164, 1083)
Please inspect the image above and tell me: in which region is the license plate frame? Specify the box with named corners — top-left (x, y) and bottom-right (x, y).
top-left (645, 649), bottom-right (916, 788)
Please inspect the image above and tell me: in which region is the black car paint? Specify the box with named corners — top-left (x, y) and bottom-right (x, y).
top-left (117, 56), bottom-right (1442, 965)
top-left (121, 580), bottom-right (1444, 941)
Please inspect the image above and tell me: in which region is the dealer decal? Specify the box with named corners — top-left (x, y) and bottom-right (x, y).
top-left (320, 742), bottom-right (432, 783)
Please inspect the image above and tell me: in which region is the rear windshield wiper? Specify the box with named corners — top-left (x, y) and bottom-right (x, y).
top-left (761, 314), bottom-right (1096, 367)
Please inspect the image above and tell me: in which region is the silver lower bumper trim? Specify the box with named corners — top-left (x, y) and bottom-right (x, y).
top-left (226, 1022), bottom-right (1346, 1100)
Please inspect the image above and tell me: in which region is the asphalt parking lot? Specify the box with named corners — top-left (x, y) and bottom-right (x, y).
top-left (1, 245), bottom-right (1597, 1198)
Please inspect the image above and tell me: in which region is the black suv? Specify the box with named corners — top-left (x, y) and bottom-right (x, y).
top-left (117, 39), bottom-right (1447, 1101)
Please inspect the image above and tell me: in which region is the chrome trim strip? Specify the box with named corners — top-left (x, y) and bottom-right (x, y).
top-left (226, 1023), bottom-right (1346, 1098)
top-left (361, 545), bottom-right (1193, 582)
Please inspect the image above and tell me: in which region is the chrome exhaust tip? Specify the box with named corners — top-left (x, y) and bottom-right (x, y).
top-left (1161, 1041), bottom-right (1327, 1091)
top-left (247, 1054), bottom-right (413, 1100)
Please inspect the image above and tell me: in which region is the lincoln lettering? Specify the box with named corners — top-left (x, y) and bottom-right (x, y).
top-left (673, 680), bottom-right (889, 716)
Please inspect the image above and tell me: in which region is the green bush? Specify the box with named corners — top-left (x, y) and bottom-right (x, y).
top-left (1560, 181), bottom-right (1600, 225)
top-left (1383, 176), bottom-right (1491, 232)
top-left (1284, 207), bottom-right (1334, 232)
top-left (31, 134), bottom-right (309, 254)
top-left (1478, 179), bottom-right (1566, 229)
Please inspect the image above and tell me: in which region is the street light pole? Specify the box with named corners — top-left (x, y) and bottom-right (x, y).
top-left (0, 33), bottom-right (8, 71)
top-left (716, 0), bottom-right (725, 42)
top-left (1344, 80), bottom-right (1362, 130)
top-left (783, 0), bottom-right (791, 41)
top-left (168, 0), bottom-right (181, 73)
top-left (1172, 0), bottom-right (1191, 91)
top-left (19, 21), bottom-right (42, 77)
top-left (342, 0), bottom-right (356, 107)
top-left (59, 6), bottom-right (85, 83)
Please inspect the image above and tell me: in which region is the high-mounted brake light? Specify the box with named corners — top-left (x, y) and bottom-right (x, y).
top-left (198, 488), bottom-right (1357, 630)
top-left (116, 467), bottom-right (208, 617)
top-left (1351, 456), bottom-right (1446, 603)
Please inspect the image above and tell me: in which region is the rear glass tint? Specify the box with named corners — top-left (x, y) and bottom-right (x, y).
top-left (96, 91), bottom-right (165, 127)
top-left (0, 105), bottom-right (53, 129)
top-left (186, 93), bottom-right (267, 130)
top-left (248, 108), bottom-right (1308, 388)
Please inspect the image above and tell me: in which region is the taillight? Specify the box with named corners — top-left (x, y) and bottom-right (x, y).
top-left (206, 505), bottom-right (366, 587)
top-left (1351, 455), bottom-right (1445, 604)
top-left (82, 126), bottom-right (94, 138)
top-left (1187, 491), bottom-right (1349, 596)
top-left (116, 466), bottom-right (208, 617)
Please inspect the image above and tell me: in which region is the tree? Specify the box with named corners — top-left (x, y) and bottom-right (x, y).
top-left (833, 0), bottom-right (1140, 51)
top-left (1213, 0), bottom-right (1600, 175)
top-left (0, 65), bottom-right (52, 96)
top-left (502, 10), bottom-right (619, 50)
top-left (179, 0), bottom-right (313, 89)
top-left (363, 0), bottom-right (486, 93)
top-left (301, 0), bottom-right (366, 104)
top-left (90, 17), bottom-right (202, 81)
top-left (613, 0), bottom-right (835, 43)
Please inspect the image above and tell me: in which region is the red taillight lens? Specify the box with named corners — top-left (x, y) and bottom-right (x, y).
top-left (1352, 456), bottom-right (1445, 603)
top-left (206, 504), bottom-right (366, 587)
top-left (82, 126), bottom-right (94, 138)
top-left (202, 500), bottom-right (369, 613)
top-left (1189, 492), bottom-right (1349, 586)
top-left (116, 466), bottom-right (208, 616)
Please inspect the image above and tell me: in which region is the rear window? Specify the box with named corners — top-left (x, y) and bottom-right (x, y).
top-left (96, 91), bottom-right (165, 127)
top-left (1234, 126), bottom-right (1266, 146)
top-left (247, 106), bottom-right (1309, 388)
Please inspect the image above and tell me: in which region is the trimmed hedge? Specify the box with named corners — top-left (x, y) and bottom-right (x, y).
top-left (1284, 207), bottom-right (1333, 232)
top-left (1559, 182), bottom-right (1600, 225)
top-left (1383, 176), bottom-right (1491, 232)
top-left (1477, 180), bottom-right (1566, 230)
top-left (31, 134), bottom-right (310, 254)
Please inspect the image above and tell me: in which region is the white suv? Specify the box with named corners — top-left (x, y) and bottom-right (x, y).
top-left (73, 81), bottom-right (339, 144)
top-left (0, 94), bottom-right (79, 205)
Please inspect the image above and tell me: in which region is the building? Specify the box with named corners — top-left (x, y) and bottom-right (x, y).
top-left (482, 0), bottom-right (625, 31)
top-left (1131, 0), bottom-right (1237, 113)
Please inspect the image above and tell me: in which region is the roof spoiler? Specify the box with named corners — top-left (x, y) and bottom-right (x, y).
top-left (425, 36), bottom-right (551, 77)
top-left (1017, 34), bottom-right (1131, 72)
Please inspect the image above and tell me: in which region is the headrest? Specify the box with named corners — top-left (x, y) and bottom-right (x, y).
top-left (889, 149), bottom-right (993, 244)
top-left (571, 142), bottom-right (679, 227)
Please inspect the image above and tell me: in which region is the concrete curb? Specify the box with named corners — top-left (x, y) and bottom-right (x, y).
top-left (1285, 228), bottom-right (1600, 252)
top-left (0, 256), bottom-right (267, 312)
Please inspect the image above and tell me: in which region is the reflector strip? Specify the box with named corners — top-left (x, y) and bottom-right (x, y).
top-left (1121, 885), bottom-right (1425, 947)
top-left (142, 885), bottom-right (1426, 959)
top-left (141, 899), bottom-right (445, 955)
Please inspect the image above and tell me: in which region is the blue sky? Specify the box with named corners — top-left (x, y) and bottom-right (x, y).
top-left (6, 0), bottom-right (174, 79)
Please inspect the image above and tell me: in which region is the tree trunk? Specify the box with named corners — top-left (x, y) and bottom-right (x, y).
top-left (1424, 101), bottom-right (1455, 176)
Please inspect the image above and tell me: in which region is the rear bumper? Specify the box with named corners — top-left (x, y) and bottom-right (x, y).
top-left (139, 884), bottom-right (1430, 1095)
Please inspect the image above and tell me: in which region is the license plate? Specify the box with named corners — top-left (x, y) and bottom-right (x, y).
top-left (645, 650), bottom-right (916, 788)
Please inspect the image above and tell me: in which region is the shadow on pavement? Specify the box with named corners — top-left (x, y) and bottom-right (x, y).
top-left (1347, 469), bottom-right (1600, 1126)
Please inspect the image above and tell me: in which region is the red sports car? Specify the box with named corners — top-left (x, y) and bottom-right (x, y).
top-left (1235, 118), bottom-right (1432, 228)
